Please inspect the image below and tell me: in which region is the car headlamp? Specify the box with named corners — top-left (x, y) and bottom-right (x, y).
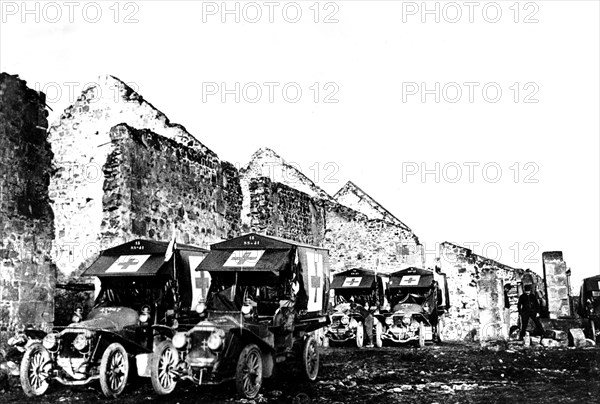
top-left (172, 332), bottom-right (187, 349)
top-left (195, 302), bottom-right (206, 314)
top-left (340, 315), bottom-right (349, 325)
top-left (73, 334), bottom-right (88, 351)
top-left (385, 317), bottom-right (393, 325)
top-left (71, 307), bottom-right (83, 323)
top-left (139, 305), bottom-right (151, 323)
top-left (241, 304), bottom-right (253, 315)
top-left (206, 330), bottom-right (225, 351)
top-left (43, 333), bottom-right (58, 349)
top-left (402, 315), bottom-right (412, 325)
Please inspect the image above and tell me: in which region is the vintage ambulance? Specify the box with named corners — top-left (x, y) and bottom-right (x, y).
top-left (325, 268), bottom-right (387, 347)
top-left (20, 239), bottom-right (210, 398)
top-left (149, 233), bottom-right (330, 399)
top-left (382, 267), bottom-right (449, 347)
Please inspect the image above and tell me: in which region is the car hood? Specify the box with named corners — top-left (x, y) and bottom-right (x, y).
top-left (191, 314), bottom-right (243, 333)
top-left (392, 303), bottom-right (424, 315)
top-left (67, 307), bottom-right (139, 332)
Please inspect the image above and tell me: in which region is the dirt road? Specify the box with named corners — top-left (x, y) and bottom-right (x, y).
top-left (3, 343), bottom-right (599, 403)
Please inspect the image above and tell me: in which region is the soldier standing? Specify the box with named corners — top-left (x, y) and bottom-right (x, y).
top-left (518, 284), bottom-right (545, 340)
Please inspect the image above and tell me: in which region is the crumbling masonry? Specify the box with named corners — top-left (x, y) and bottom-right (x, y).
top-left (0, 73), bottom-right (55, 345)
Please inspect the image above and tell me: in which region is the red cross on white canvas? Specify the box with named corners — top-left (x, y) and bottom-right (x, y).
top-left (106, 255), bottom-right (151, 273)
top-left (342, 277), bottom-right (362, 287)
top-left (223, 250), bottom-right (265, 267)
top-left (399, 275), bottom-right (421, 286)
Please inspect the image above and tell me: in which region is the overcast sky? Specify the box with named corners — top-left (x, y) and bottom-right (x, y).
top-left (1, 0), bottom-right (598, 289)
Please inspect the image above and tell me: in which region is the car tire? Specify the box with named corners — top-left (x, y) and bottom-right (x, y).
top-left (235, 344), bottom-right (263, 399)
top-left (418, 322), bottom-right (425, 348)
top-left (99, 342), bottom-right (129, 398)
top-left (20, 343), bottom-right (51, 397)
top-left (356, 323), bottom-right (364, 348)
top-left (375, 320), bottom-right (383, 348)
top-left (150, 340), bottom-right (178, 395)
top-left (301, 336), bottom-right (319, 381)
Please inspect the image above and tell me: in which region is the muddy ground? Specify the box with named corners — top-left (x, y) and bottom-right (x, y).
top-left (2, 343), bottom-right (600, 403)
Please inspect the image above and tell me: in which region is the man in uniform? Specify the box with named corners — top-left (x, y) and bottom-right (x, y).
top-left (518, 284), bottom-right (545, 340)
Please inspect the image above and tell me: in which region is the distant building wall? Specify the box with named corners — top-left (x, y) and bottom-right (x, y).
top-left (245, 176), bottom-right (326, 245)
top-left (103, 124), bottom-right (242, 248)
top-left (48, 76), bottom-right (234, 279)
top-left (438, 242), bottom-right (545, 343)
top-left (244, 175), bottom-right (423, 273)
top-left (0, 74), bottom-right (55, 343)
top-left (325, 203), bottom-right (423, 273)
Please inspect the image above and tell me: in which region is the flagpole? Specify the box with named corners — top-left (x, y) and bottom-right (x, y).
top-left (165, 226), bottom-right (178, 320)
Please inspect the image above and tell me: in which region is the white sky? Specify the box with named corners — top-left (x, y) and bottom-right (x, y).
top-left (1, 0), bottom-right (598, 290)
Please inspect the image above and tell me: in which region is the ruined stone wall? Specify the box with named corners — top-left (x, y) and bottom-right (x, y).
top-left (542, 251), bottom-right (572, 319)
top-left (48, 76), bottom-right (227, 279)
top-left (245, 175), bottom-right (423, 272)
top-left (325, 203), bottom-right (423, 273)
top-left (0, 74), bottom-right (55, 343)
top-left (103, 124), bottom-right (242, 247)
top-left (334, 181), bottom-right (411, 230)
top-left (438, 242), bottom-right (545, 342)
top-left (246, 176), bottom-right (326, 245)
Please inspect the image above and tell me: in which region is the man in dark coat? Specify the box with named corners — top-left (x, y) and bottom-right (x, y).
top-left (518, 284), bottom-right (545, 339)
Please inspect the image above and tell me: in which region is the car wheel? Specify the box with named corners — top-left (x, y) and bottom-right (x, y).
top-left (418, 322), bottom-right (425, 348)
top-left (235, 344), bottom-right (263, 399)
top-left (99, 342), bottom-right (129, 398)
top-left (356, 323), bottom-right (364, 348)
top-left (20, 343), bottom-right (51, 397)
top-left (151, 340), bottom-right (178, 395)
top-left (301, 336), bottom-right (319, 381)
top-left (375, 320), bottom-right (383, 348)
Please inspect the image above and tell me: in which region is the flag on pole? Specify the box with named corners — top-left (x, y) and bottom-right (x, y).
top-left (164, 228), bottom-right (176, 262)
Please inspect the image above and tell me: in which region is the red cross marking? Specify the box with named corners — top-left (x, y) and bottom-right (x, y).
top-left (311, 263), bottom-right (321, 303)
top-left (117, 257), bottom-right (139, 270)
top-left (232, 251), bottom-right (255, 265)
top-left (403, 276), bottom-right (417, 284)
top-left (345, 278), bottom-right (362, 287)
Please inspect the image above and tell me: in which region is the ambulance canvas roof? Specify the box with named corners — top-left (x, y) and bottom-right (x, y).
top-left (82, 239), bottom-right (208, 277)
top-left (389, 267), bottom-right (435, 288)
top-left (330, 268), bottom-right (378, 289)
